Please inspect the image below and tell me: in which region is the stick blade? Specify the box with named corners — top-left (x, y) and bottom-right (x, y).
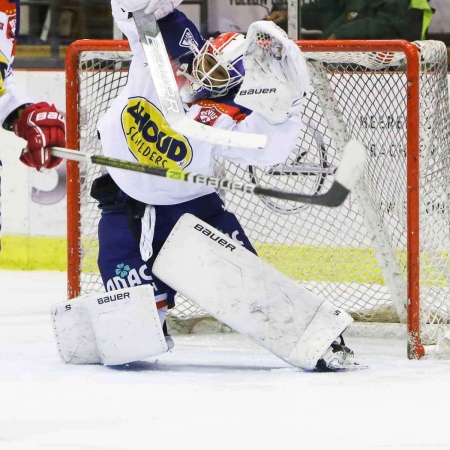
top-left (334, 139), bottom-right (367, 191)
top-left (253, 139), bottom-right (365, 207)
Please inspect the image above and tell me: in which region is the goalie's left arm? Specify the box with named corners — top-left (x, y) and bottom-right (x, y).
top-left (205, 20), bottom-right (311, 166)
top-left (212, 110), bottom-right (306, 167)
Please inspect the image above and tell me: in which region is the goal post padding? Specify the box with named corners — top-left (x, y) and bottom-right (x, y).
top-left (65, 39), bottom-right (450, 359)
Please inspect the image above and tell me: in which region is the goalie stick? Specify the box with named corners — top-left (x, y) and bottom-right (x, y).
top-left (287, 0), bottom-right (300, 40)
top-left (132, 9), bottom-right (267, 149)
top-left (51, 139), bottom-right (365, 207)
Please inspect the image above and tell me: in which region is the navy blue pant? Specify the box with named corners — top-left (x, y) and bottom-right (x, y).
top-left (97, 192), bottom-right (256, 308)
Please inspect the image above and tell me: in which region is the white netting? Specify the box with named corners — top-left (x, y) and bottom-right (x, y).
top-left (69, 41), bottom-right (450, 345)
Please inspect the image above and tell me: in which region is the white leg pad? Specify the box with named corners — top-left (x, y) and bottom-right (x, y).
top-left (51, 285), bottom-right (168, 365)
top-left (153, 214), bottom-right (353, 370)
top-left (51, 298), bottom-right (101, 364)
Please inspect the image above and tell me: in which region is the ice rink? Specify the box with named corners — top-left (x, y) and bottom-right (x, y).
top-left (1, 270), bottom-right (450, 450)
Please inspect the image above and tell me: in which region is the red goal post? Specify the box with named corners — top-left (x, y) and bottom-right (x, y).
top-left (65, 38), bottom-right (450, 360)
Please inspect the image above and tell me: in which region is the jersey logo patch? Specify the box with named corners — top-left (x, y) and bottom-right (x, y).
top-left (121, 97), bottom-right (193, 170)
top-left (195, 99), bottom-right (248, 123)
top-left (179, 28), bottom-right (197, 50)
top-left (195, 106), bottom-right (221, 126)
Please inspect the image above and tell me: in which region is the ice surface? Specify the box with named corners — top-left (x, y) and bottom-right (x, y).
top-left (1, 270), bottom-right (450, 450)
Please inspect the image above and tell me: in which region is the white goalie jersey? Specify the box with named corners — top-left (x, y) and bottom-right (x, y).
top-left (98, 1), bottom-right (308, 206)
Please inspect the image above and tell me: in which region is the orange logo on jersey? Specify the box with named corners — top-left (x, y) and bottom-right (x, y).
top-left (122, 97), bottom-right (193, 170)
top-left (195, 99), bottom-right (247, 123)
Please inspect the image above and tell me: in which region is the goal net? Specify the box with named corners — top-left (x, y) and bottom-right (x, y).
top-left (66, 39), bottom-right (450, 359)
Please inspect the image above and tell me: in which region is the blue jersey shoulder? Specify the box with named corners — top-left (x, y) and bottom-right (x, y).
top-left (158, 10), bottom-right (205, 62)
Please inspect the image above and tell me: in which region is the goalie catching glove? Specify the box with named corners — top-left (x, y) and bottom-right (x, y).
top-left (235, 20), bottom-right (312, 124)
top-left (13, 102), bottom-right (65, 171)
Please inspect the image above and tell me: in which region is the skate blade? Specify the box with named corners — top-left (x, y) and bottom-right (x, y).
top-left (315, 361), bottom-right (369, 372)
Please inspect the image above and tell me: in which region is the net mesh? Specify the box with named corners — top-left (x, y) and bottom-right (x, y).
top-left (70, 41), bottom-right (450, 344)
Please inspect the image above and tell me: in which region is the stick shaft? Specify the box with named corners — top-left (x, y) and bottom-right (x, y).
top-left (51, 147), bottom-right (353, 207)
top-left (287, 0), bottom-right (300, 39)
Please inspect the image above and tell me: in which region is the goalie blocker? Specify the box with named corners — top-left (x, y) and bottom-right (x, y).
top-left (153, 214), bottom-right (354, 370)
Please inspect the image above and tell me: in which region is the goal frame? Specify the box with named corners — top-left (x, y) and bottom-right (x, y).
top-left (65, 39), bottom-right (422, 358)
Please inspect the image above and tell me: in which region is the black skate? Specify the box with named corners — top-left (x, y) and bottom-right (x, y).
top-left (315, 336), bottom-right (366, 372)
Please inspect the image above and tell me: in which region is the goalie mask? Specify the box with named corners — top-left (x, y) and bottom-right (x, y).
top-left (179, 32), bottom-right (246, 102)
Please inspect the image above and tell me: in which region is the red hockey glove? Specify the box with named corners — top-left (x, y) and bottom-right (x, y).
top-left (13, 102), bottom-right (65, 170)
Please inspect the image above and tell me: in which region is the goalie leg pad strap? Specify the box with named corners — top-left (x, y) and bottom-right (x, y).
top-left (51, 285), bottom-right (168, 365)
top-left (153, 214), bottom-right (352, 370)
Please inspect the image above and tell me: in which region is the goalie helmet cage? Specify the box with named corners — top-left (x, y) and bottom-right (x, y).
top-left (65, 39), bottom-right (450, 360)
